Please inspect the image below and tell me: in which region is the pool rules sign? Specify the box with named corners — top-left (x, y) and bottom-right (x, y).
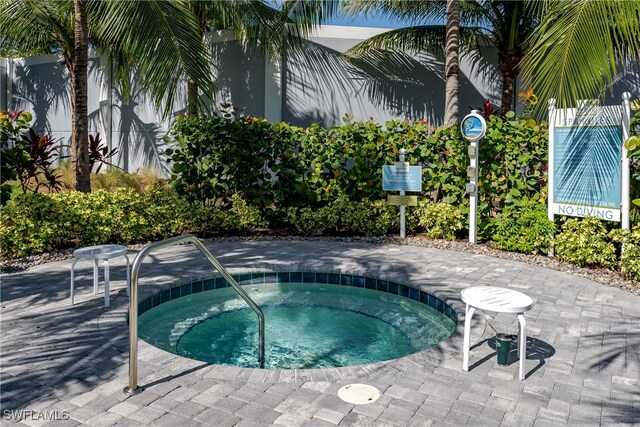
top-left (548, 94), bottom-right (631, 230)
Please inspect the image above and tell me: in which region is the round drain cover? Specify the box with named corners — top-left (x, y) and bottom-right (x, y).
top-left (337, 384), bottom-right (380, 404)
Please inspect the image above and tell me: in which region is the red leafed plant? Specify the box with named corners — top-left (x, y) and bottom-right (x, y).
top-left (15, 128), bottom-right (63, 193)
top-left (89, 133), bottom-right (119, 173)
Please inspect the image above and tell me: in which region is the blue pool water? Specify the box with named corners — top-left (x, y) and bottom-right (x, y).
top-left (138, 283), bottom-right (456, 369)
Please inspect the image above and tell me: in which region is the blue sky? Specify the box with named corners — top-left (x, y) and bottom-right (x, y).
top-left (324, 13), bottom-right (410, 29)
top-left (266, 1), bottom-right (416, 29)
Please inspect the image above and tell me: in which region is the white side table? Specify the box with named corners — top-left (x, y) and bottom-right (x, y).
top-left (70, 245), bottom-right (130, 308)
top-left (461, 286), bottom-right (534, 380)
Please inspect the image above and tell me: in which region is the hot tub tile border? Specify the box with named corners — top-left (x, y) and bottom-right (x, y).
top-left (137, 270), bottom-right (458, 324)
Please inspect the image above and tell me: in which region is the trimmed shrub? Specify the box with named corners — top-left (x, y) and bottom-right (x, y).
top-left (286, 205), bottom-right (339, 236)
top-left (0, 186), bottom-right (266, 259)
top-left (166, 107), bottom-right (549, 232)
top-left (414, 201), bottom-right (464, 240)
top-left (554, 217), bottom-right (617, 267)
top-left (143, 183), bottom-right (189, 239)
top-left (222, 193), bottom-right (267, 233)
top-left (0, 192), bottom-right (67, 258)
top-left (490, 198), bottom-right (555, 254)
top-left (342, 199), bottom-right (400, 236)
top-left (621, 227), bottom-right (640, 283)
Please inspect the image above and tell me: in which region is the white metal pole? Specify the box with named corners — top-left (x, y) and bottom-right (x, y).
top-left (621, 92), bottom-right (631, 232)
top-left (399, 148), bottom-right (406, 239)
top-left (548, 99), bottom-right (556, 256)
top-left (469, 142), bottom-right (478, 244)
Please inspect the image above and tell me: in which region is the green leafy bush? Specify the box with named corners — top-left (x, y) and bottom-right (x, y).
top-left (222, 193), bottom-right (267, 233)
top-left (0, 192), bottom-right (67, 257)
top-left (490, 198), bottom-right (555, 254)
top-left (165, 108), bottom-right (548, 233)
top-left (553, 217), bottom-right (617, 267)
top-left (620, 231), bottom-right (640, 283)
top-left (613, 226), bottom-right (640, 283)
top-left (286, 205), bottom-right (339, 236)
top-left (414, 201), bottom-right (463, 240)
top-left (0, 186), bottom-right (268, 259)
top-left (342, 199), bottom-right (400, 236)
top-left (165, 105), bottom-right (294, 212)
top-left (142, 183), bottom-right (189, 239)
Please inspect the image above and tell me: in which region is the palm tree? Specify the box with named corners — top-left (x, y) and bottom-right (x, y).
top-left (0, 0), bottom-right (214, 192)
top-left (342, 0), bottom-right (539, 117)
top-left (522, 0), bottom-right (640, 109)
top-left (444, 0), bottom-right (460, 126)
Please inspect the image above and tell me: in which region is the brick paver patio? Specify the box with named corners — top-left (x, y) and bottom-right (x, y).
top-left (1, 240), bottom-right (638, 426)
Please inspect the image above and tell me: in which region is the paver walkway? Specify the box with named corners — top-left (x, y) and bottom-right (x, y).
top-left (1, 240), bottom-right (638, 426)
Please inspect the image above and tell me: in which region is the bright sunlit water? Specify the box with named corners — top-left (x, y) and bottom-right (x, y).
top-left (138, 283), bottom-right (456, 369)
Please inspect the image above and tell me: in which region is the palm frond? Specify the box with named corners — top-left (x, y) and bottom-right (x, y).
top-left (344, 25), bottom-right (483, 61)
top-left (522, 0), bottom-right (640, 109)
top-left (94, 0), bottom-right (215, 119)
top-left (278, 0), bottom-right (343, 50)
top-left (0, 0), bottom-right (73, 57)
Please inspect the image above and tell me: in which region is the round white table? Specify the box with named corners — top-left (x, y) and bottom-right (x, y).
top-left (461, 286), bottom-right (534, 380)
top-left (70, 245), bottom-right (130, 308)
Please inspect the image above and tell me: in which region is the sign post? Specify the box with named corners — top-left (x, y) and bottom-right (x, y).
top-left (382, 148), bottom-right (422, 239)
top-left (399, 149), bottom-right (407, 238)
top-left (460, 110), bottom-right (487, 244)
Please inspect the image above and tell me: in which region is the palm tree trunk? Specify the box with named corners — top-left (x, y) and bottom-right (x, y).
top-left (187, 77), bottom-right (198, 116)
top-left (444, 0), bottom-right (460, 126)
top-left (500, 69), bottom-right (516, 116)
top-left (498, 49), bottom-right (521, 116)
top-left (71, 0), bottom-right (91, 192)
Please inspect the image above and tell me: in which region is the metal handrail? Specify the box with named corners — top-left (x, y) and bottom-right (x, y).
top-left (124, 235), bottom-right (265, 395)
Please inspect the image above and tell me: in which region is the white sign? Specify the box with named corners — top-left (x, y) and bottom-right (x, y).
top-left (552, 203), bottom-right (620, 222)
top-left (547, 94), bottom-right (631, 229)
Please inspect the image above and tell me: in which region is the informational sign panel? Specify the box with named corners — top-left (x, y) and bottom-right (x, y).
top-left (549, 104), bottom-right (626, 222)
top-left (382, 165), bottom-right (422, 192)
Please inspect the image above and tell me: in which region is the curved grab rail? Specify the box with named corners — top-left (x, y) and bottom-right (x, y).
top-left (124, 235), bottom-right (265, 395)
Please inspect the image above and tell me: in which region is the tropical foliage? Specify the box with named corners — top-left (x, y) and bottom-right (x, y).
top-left (553, 217), bottom-right (618, 267)
top-left (522, 0), bottom-right (640, 109)
top-left (0, 0), bottom-right (214, 191)
top-left (165, 105), bottom-right (548, 233)
top-left (490, 198), bottom-right (555, 254)
top-left (342, 0), bottom-right (540, 116)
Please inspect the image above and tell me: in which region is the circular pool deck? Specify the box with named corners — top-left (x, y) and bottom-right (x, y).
top-left (1, 240), bottom-right (638, 426)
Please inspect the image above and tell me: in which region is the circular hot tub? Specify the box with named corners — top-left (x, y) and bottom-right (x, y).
top-left (137, 271), bottom-right (457, 369)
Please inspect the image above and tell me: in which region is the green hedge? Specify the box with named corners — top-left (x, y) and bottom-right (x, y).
top-left (490, 198), bottom-right (555, 254)
top-left (0, 185), bottom-right (267, 259)
top-left (165, 107), bottom-right (548, 234)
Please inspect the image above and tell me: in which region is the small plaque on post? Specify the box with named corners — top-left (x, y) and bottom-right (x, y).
top-left (466, 166), bottom-right (476, 177)
top-left (387, 195), bottom-right (418, 206)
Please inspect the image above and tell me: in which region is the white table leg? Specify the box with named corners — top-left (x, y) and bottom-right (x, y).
top-left (104, 259), bottom-right (110, 308)
top-left (124, 254), bottom-right (131, 297)
top-left (517, 313), bottom-right (527, 380)
top-left (93, 259), bottom-right (99, 295)
top-left (70, 259), bottom-right (78, 304)
top-left (463, 304), bottom-right (476, 371)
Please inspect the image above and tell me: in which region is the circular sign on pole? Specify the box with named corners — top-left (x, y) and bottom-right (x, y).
top-left (460, 110), bottom-right (487, 142)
